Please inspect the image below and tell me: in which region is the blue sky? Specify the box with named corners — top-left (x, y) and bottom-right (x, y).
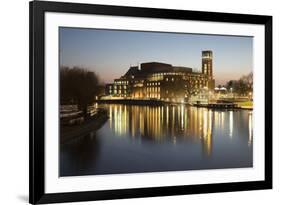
top-left (59, 27), bottom-right (253, 85)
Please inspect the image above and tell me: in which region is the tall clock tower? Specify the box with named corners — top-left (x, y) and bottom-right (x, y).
top-left (202, 50), bottom-right (215, 90)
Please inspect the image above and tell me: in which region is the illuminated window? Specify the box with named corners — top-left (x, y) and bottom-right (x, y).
top-left (166, 78), bottom-right (169, 81)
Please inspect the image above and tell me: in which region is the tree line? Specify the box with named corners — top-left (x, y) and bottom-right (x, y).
top-left (60, 66), bottom-right (102, 116)
top-left (225, 72), bottom-right (253, 96)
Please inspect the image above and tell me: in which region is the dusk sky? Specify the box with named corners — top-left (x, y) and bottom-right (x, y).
top-left (59, 27), bottom-right (253, 85)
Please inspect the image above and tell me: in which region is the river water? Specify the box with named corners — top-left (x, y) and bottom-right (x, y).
top-left (60, 104), bottom-right (253, 176)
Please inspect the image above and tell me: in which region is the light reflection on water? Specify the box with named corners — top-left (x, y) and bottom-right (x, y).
top-left (60, 104), bottom-right (253, 176)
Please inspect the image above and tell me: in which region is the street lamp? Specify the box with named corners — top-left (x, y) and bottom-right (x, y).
top-left (249, 92), bottom-right (252, 100)
top-left (230, 87), bottom-right (233, 99)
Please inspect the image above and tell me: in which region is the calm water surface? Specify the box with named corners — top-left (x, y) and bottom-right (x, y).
top-left (60, 104), bottom-right (253, 176)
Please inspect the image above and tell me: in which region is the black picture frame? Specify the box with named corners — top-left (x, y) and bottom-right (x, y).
top-left (29, 0), bottom-right (272, 204)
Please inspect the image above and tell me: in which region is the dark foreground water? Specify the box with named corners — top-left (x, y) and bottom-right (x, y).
top-left (60, 104), bottom-right (253, 176)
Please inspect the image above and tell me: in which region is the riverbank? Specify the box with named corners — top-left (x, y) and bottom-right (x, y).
top-left (97, 99), bottom-right (253, 110)
top-left (193, 102), bottom-right (253, 110)
top-left (236, 101), bottom-right (253, 110)
top-left (60, 111), bottom-right (108, 144)
top-left (97, 99), bottom-right (166, 106)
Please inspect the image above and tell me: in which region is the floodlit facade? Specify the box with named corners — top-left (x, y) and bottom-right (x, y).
top-left (105, 51), bottom-right (215, 102)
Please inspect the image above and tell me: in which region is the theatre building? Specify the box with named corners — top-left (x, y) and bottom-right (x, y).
top-left (105, 50), bottom-right (215, 102)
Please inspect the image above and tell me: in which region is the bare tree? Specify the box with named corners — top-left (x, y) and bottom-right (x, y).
top-left (60, 66), bottom-right (100, 116)
top-left (185, 81), bottom-right (198, 100)
top-left (225, 72), bottom-right (253, 96)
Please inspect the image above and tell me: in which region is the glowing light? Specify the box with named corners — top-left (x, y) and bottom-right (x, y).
top-left (248, 112), bottom-right (253, 146)
top-left (181, 105), bottom-right (184, 130)
top-left (229, 111), bottom-right (233, 138)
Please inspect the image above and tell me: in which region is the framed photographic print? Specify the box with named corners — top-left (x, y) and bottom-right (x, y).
top-left (29, 0), bottom-right (272, 204)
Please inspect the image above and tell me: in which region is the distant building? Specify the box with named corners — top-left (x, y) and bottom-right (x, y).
top-left (214, 86), bottom-right (227, 94)
top-left (105, 51), bottom-right (215, 102)
top-left (214, 86), bottom-right (228, 99)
